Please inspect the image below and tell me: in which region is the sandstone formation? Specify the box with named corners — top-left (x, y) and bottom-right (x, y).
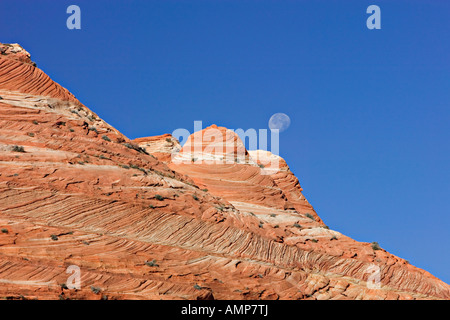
top-left (171, 124), bottom-right (255, 165)
top-left (134, 134), bottom-right (181, 163)
top-left (0, 43), bottom-right (449, 300)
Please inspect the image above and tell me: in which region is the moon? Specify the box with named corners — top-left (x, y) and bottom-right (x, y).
top-left (268, 113), bottom-right (291, 132)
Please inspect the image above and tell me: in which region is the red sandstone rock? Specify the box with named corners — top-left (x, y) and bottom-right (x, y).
top-left (0, 43), bottom-right (35, 66)
top-left (173, 124), bottom-right (255, 165)
top-left (134, 134), bottom-right (181, 163)
top-left (0, 44), bottom-right (449, 300)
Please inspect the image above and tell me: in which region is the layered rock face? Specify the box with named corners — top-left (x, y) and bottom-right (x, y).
top-left (172, 124), bottom-right (255, 165)
top-left (0, 43), bottom-right (449, 300)
top-left (134, 134), bottom-right (181, 163)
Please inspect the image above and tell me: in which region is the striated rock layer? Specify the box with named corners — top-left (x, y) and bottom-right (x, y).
top-left (0, 43), bottom-right (449, 300)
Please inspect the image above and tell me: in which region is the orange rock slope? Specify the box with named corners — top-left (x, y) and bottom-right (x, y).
top-left (0, 43), bottom-right (449, 300)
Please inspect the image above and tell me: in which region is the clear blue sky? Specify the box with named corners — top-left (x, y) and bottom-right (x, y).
top-left (1, 0), bottom-right (449, 284)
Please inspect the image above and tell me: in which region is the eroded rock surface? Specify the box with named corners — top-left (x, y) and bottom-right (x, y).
top-left (0, 43), bottom-right (449, 300)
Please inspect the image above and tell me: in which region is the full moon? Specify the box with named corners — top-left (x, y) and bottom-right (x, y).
top-left (268, 113), bottom-right (291, 132)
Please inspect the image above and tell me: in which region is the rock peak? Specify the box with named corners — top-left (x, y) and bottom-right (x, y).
top-left (0, 42), bottom-right (35, 66)
top-left (173, 124), bottom-right (255, 165)
top-left (0, 43), bottom-right (449, 300)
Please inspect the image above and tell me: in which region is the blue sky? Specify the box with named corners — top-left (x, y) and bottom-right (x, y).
top-left (1, 0), bottom-right (449, 284)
